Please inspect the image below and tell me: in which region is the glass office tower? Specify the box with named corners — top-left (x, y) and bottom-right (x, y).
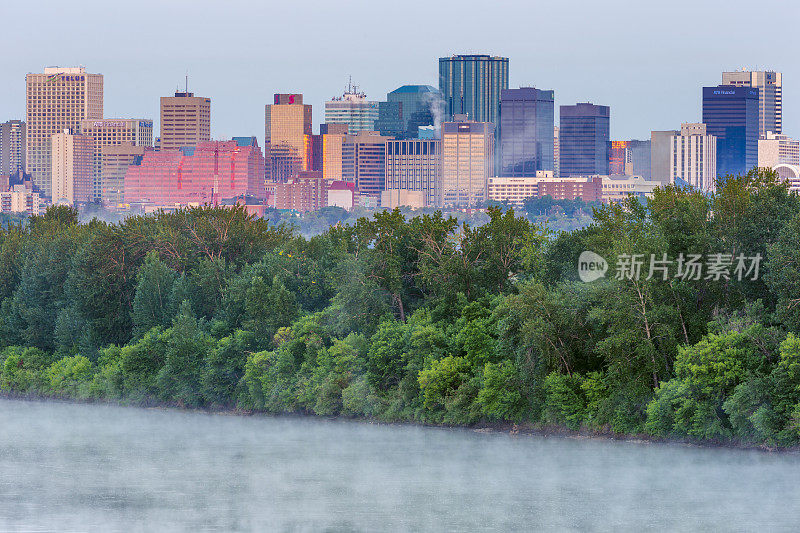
top-left (559, 103), bottom-right (610, 177)
top-left (499, 87), bottom-right (554, 176)
top-left (387, 85), bottom-right (442, 132)
top-left (702, 86), bottom-right (759, 178)
top-left (375, 101), bottom-right (404, 137)
top-left (439, 55), bottom-right (508, 126)
top-left (721, 70), bottom-right (782, 137)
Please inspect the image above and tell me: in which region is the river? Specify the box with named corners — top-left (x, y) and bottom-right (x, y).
top-left (0, 398), bottom-right (798, 531)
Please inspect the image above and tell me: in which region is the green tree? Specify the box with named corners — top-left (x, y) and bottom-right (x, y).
top-left (156, 301), bottom-right (214, 407)
top-left (132, 251), bottom-right (178, 338)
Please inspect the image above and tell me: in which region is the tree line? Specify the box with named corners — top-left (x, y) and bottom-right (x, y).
top-left (2, 168), bottom-right (800, 447)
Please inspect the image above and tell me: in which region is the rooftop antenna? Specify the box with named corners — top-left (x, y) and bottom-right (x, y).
top-left (185, 70), bottom-right (189, 93)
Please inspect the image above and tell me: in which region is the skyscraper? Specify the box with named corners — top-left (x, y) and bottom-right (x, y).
top-left (441, 118), bottom-right (494, 207)
top-left (51, 130), bottom-right (93, 205)
top-left (607, 140), bottom-right (650, 177)
top-left (375, 101), bottom-right (404, 137)
top-left (628, 140), bottom-right (652, 179)
top-left (387, 85), bottom-right (442, 131)
top-left (439, 55), bottom-right (508, 126)
top-left (499, 87), bottom-right (554, 176)
top-left (342, 131), bottom-right (393, 200)
top-left (650, 129), bottom-right (678, 184)
top-left (79, 119), bottom-right (154, 201)
top-left (0, 120), bottom-right (26, 177)
top-left (669, 123), bottom-right (717, 191)
top-left (159, 90), bottom-right (210, 151)
top-left (721, 69), bottom-right (782, 136)
top-left (559, 103), bottom-right (610, 177)
top-left (554, 126), bottom-right (560, 179)
top-left (702, 86), bottom-right (759, 178)
top-left (265, 93), bottom-right (313, 182)
top-left (385, 139), bottom-right (442, 207)
top-left (325, 83), bottom-right (379, 134)
top-left (608, 141), bottom-right (629, 175)
top-left (321, 123), bottom-right (349, 181)
top-left (26, 66), bottom-right (103, 196)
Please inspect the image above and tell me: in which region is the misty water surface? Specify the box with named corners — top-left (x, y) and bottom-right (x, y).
top-left (1, 398), bottom-right (799, 532)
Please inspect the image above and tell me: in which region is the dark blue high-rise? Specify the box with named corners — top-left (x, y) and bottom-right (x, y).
top-left (499, 88), bottom-right (554, 175)
top-left (559, 103), bottom-right (610, 177)
top-left (702, 86), bottom-right (759, 178)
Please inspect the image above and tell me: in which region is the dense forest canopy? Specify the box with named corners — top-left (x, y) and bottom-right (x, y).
top-left (2, 168), bottom-right (800, 447)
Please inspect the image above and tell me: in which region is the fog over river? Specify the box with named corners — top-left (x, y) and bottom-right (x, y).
top-left (1, 398), bottom-right (798, 532)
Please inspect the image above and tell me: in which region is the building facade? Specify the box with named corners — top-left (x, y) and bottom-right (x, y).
top-left (325, 85), bottom-right (379, 134)
top-left (486, 172), bottom-right (556, 206)
top-left (773, 164), bottom-right (800, 192)
top-left (0, 183), bottom-right (44, 216)
top-left (601, 175), bottom-right (660, 202)
top-left (721, 70), bottom-right (782, 136)
top-left (125, 139), bottom-right (265, 207)
top-left (758, 132), bottom-right (799, 168)
top-left (321, 123), bottom-right (349, 181)
top-left (628, 140), bottom-right (651, 179)
top-left (385, 139), bottom-right (441, 207)
top-left (51, 130), bottom-right (93, 205)
top-left (608, 139), bottom-right (652, 178)
top-left (650, 130), bottom-right (677, 184)
top-left (375, 101), bottom-right (404, 137)
top-left (553, 126), bottom-right (560, 178)
top-left (387, 85), bottom-right (442, 132)
top-left (79, 118), bottom-right (154, 201)
top-left (101, 144), bottom-right (149, 206)
top-left (439, 55), bottom-right (508, 127)
top-left (26, 66), bottom-right (103, 196)
top-left (499, 87), bottom-right (554, 177)
top-left (669, 123), bottom-right (717, 191)
top-left (539, 176), bottom-right (602, 202)
top-left (265, 93), bottom-right (313, 182)
top-left (342, 131), bottom-right (393, 200)
top-left (271, 172), bottom-right (326, 212)
top-left (159, 91), bottom-right (211, 151)
top-left (702, 86), bottom-right (759, 178)
top-left (559, 103), bottom-right (610, 177)
top-left (608, 141), bottom-right (629, 175)
top-left (0, 120), bottom-right (26, 178)
top-left (441, 119), bottom-right (494, 207)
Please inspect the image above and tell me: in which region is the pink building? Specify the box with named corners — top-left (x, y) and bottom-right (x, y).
top-left (125, 138), bottom-right (265, 207)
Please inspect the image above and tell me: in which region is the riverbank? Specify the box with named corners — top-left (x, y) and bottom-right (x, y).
top-left (3, 391), bottom-right (795, 454)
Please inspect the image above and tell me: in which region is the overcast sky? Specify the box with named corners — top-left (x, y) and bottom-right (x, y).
top-left (1, 0), bottom-right (797, 141)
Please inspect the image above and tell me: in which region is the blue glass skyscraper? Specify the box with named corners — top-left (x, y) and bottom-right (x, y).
top-left (375, 101), bottom-right (403, 137)
top-left (499, 88), bottom-right (554, 176)
top-left (440, 55), bottom-right (508, 174)
top-left (559, 103), bottom-right (610, 177)
top-left (387, 85), bottom-right (442, 132)
top-left (702, 86), bottom-right (759, 178)
top-left (439, 55), bottom-right (508, 125)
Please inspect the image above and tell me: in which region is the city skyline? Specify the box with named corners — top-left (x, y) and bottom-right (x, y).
top-left (0, 0), bottom-right (795, 142)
